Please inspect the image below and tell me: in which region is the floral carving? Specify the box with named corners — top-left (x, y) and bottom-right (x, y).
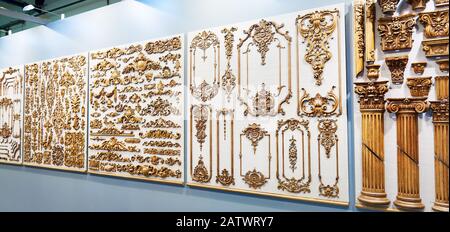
top-left (406, 77), bottom-right (432, 97)
top-left (144, 36), bottom-right (182, 54)
top-left (318, 119), bottom-right (338, 158)
top-left (385, 56), bottom-right (409, 84)
top-left (354, 81), bottom-right (389, 110)
top-left (192, 105), bottom-right (209, 151)
top-left (419, 9), bottom-right (449, 38)
top-left (243, 169), bottom-right (267, 189)
top-left (242, 123), bottom-right (268, 154)
top-left (378, 14), bottom-right (416, 51)
top-left (190, 80), bottom-right (219, 102)
top-left (407, 0), bottom-right (430, 10)
top-left (192, 158), bottom-right (210, 183)
top-left (378, 0), bottom-right (400, 14)
top-left (238, 19), bottom-right (291, 66)
top-left (297, 9), bottom-right (339, 85)
top-left (299, 86), bottom-right (338, 117)
top-left (221, 27), bottom-right (237, 101)
top-left (411, 62), bottom-right (427, 74)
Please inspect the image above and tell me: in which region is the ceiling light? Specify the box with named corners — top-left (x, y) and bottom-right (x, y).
top-left (23, 4), bottom-right (35, 11)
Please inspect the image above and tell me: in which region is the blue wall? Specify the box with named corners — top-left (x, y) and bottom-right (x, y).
top-left (0, 0), bottom-right (356, 212)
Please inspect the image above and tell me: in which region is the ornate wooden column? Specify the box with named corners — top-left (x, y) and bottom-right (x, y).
top-left (355, 81), bottom-right (390, 206)
top-left (430, 75), bottom-right (449, 212)
top-left (386, 98), bottom-right (428, 210)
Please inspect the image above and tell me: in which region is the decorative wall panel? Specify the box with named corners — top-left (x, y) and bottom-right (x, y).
top-left (88, 35), bottom-right (184, 184)
top-left (353, 0), bottom-right (449, 212)
top-left (23, 54), bottom-right (88, 172)
top-left (187, 4), bottom-right (349, 205)
top-left (0, 66), bottom-right (23, 165)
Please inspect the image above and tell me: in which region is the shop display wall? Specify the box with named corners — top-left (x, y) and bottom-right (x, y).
top-left (0, 0), bottom-right (355, 211)
top-left (186, 4), bottom-right (349, 206)
top-left (88, 35), bottom-right (185, 183)
top-left (353, 0), bottom-right (448, 212)
top-left (0, 66), bottom-right (23, 165)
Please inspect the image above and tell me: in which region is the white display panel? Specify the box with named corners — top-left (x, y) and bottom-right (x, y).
top-left (88, 34), bottom-right (185, 184)
top-left (23, 53), bottom-right (89, 172)
top-left (187, 3), bottom-right (349, 205)
top-left (353, 0), bottom-right (449, 212)
top-left (0, 66), bottom-right (23, 165)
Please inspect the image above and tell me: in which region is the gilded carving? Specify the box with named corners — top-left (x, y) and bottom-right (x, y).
top-left (406, 77), bottom-right (433, 97)
top-left (296, 9), bottom-right (338, 85)
top-left (24, 54), bottom-right (87, 171)
top-left (385, 56), bottom-right (409, 84)
top-left (378, 0), bottom-right (400, 14)
top-left (378, 14), bottom-right (416, 51)
top-left (354, 0), bottom-right (365, 77)
top-left (276, 118), bottom-right (311, 193)
top-left (418, 9), bottom-right (449, 38)
top-left (436, 59), bottom-right (449, 72)
top-left (366, 64), bottom-right (381, 81)
top-left (317, 119), bottom-right (339, 198)
top-left (89, 36), bottom-right (184, 182)
top-left (422, 38), bottom-right (449, 57)
top-left (0, 66), bottom-right (22, 164)
top-left (299, 87), bottom-right (339, 117)
top-left (411, 62), bottom-right (427, 75)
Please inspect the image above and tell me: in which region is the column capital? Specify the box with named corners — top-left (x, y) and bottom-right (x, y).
top-left (354, 81), bottom-right (389, 111)
top-left (430, 100), bottom-right (449, 123)
top-left (386, 97), bottom-right (429, 114)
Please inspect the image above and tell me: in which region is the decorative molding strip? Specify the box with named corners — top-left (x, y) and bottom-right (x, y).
top-left (365, 0), bottom-right (376, 62)
top-left (354, 0), bottom-right (365, 77)
top-left (422, 38), bottom-right (449, 58)
top-left (436, 59), bottom-right (449, 72)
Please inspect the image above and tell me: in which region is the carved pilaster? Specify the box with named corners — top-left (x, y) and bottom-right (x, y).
top-left (406, 77), bottom-right (432, 97)
top-left (430, 100), bottom-right (449, 212)
top-left (385, 56), bottom-right (409, 84)
top-left (418, 9), bottom-right (449, 39)
top-left (407, 0), bottom-right (430, 10)
top-left (354, 81), bottom-right (390, 206)
top-left (435, 76), bottom-right (449, 100)
top-left (386, 98), bottom-right (429, 210)
top-left (365, 0), bottom-right (376, 62)
top-left (378, 14), bottom-right (416, 51)
top-left (436, 59), bottom-right (449, 72)
top-left (378, 0), bottom-right (400, 14)
top-left (422, 38), bottom-right (449, 58)
top-left (411, 62), bottom-right (427, 75)
top-left (354, 0), bottom-right (365, 77)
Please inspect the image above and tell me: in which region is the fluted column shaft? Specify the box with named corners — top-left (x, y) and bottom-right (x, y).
top-left (386, 97), bottom-right (428, 210)
top-left (430, 100), bottom-right (449, 212)
top-left (355, 81), bottom-right (390, 205)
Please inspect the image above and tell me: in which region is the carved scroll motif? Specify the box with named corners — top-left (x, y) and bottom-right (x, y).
top-left (237, 19), bottom-right (292, 117)
top-left (296, 9), bottom-right (339, 85)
